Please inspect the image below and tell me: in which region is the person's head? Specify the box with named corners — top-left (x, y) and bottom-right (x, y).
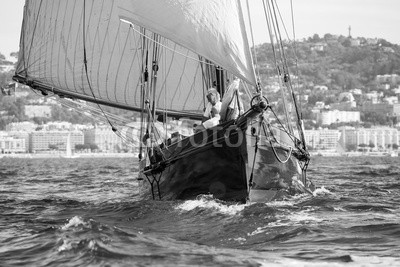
top-left (206, 88), bottom-right (220, 105)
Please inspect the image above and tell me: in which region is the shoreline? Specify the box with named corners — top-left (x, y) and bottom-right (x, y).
top-left (310, 151), bottom-right (398, 157)
top-left (0, 152), bottom-right (136, 159)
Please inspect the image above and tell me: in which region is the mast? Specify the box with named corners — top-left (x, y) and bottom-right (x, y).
top-left (139, 28), bottom-right (147, 160)
top-left (215, 66), bottom-right (225, 98)
top-left (150, 33), bottom-right (161, 121)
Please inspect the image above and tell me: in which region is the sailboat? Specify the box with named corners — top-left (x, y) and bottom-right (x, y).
top-left (62, 133), bottom-right (79, 158)
top-left (13, 0), bottom-right (314, 202)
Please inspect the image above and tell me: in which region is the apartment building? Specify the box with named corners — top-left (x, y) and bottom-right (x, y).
top-left (29, 131), bottom-right (84, 152)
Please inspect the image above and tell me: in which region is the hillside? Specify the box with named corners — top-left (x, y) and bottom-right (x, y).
top-left (255, 34), bottom-right (400, 91)
top-left (2, 34), bottom-right (400, 130)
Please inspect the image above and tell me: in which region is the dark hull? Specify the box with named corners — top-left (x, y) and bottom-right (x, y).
top-left (139, 120), bottom-right (312, 202)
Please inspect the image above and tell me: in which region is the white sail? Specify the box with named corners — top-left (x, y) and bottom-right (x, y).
top-left (118, 0), bottom-right (256, 86)
top-left (15, 0), bottom-right (214, 115)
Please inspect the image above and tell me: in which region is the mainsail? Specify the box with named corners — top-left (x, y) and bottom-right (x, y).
top-left (118, 0), bottom-right (256, 85)
top-left (14, 0), bottom-right (257, 118)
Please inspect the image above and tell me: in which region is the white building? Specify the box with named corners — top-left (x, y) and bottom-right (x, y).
top-left (25, 105), bottom-right (52, 118)
top-left (29, 130), bottom-right (84, 152)
top-left (6, 121), bottom-right (37, 132)
top-left (383, 96), bottom-right (398, 105)
top-left (304, 129), bottom-right (341, 151)
top-left (43, 121), bottom-right (73, 131)
top-left (317, 110), bottom-right (360, 125)
top-left (349, 89), bottom-right (362, 95)
top-left (339, 127), bottom-right (399, 150)
top-left (7, 131), bottom-right (30, 152)
top-left (84, 125), bottom-right (125, 152)
top-left (376, 74), bottom-right (400, 86)
top-left (0, 134), bottom-right (26, 154)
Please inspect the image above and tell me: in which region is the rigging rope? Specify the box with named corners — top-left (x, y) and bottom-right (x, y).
top-left (121, 19), bottom-right (217, 67)
top-left (245, 0), bottom-right (261, 93)
top-left (261, 0), bottom-right (292, 133)
top-left (262, 122), bottom-right (292, 164)
top-left (82, 0), bottom-right (117, 134)
top-left (271, 0), bottom-right (305, 138)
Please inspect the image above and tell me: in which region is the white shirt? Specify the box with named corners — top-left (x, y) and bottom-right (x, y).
top-left (203, 101), bottom-right (221, 129)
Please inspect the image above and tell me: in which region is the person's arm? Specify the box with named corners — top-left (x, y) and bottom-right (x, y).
top-left (210, 106), bottom-right (221, 119)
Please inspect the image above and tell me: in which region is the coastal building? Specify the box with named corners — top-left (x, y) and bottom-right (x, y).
top-left (339, 127), bottom-right (399, 150)
top-left (84, 125), bottom-right (126, 152)
top-left (393, 103), bottom-right (400, 117)
top-left (329, 92), bottom-right (357, 111)
top-left (383, 96), bottom-right (399, 105)
top-left (364, 91), bottom-right (383, 104)
top-left (29, 130), bottom-right (84, 153)
top-left (43, 121), bottom-right (73, 131)
top-left (365, 38), bottom-right (378, 45)
top-left (330, 102), bottom-right (356, 111)
top-left (350, 38), bottom-right (361, 47)
top-left (7, 131), bottom-right (30, 152)
top-left (14, 84), bottom-right (31, 98)
top-left (310, 43), bottom-right (326, 52)
top-left (25, 105), bottom-right (52, 118)
top-left (0, 133), bottom-right (26, 154)
top-left (304, 129), bottom-right (341, 151)
top-left (313, 85), bottom-right (328, 91)
top-left (6, 121), bottom-right (37, 132)
top-left (317, 110), bottom-right (360, 125)
top-left (0, 64), bottom-right (15, 73)
top-left (376, 74), bottom-right (400, 87)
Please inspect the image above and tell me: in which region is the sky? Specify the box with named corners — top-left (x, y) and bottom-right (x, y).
top-left (0, 0), bottom-right (399, 61)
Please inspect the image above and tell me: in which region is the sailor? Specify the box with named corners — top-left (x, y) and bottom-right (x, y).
top-left (194, 86), bottom-right (222, 133)
top-left (142, 114), bottom-right (169, 163)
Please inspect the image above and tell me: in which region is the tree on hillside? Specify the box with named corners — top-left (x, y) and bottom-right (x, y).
top-left (308, 34), bottom-right (321, 43)
top-left (361, 112), bottom-right (389, 126)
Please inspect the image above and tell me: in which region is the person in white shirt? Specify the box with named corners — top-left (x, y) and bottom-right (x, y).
top-left (194, 87), bottom-right (222, 132)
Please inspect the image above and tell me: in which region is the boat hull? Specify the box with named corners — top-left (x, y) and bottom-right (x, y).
top-left (139, 121), bottom-right (311, 202)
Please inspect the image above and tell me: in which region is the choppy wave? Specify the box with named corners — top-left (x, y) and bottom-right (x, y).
top-left (1, 157), bottom-right (400, 266)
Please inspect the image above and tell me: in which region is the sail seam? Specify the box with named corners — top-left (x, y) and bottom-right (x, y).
top-left (90, 0), bottom-right (106, 97)
top-left (120, 20), bottom-right (217, 67)
top-left (26, 0), bottom-right (44, 77)
top-left (56, 0), bottom-right (69, 90)
top-left (64, 0), bottom-right (78, 94)
top-left (107, 21), bottom-right (122, 102)
top-left (116, 23), bottom-right (135, 106)
top-left (82, 0), bottom-right (115, 130)
top-left (49, 0), bottom-right (60, 90)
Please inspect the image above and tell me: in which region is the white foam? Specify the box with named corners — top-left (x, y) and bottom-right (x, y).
top-left (61, 216), bottom-right (88, 230)
top-left (313, 186), bottom-right (332, 196)
top-left (231, 237), bottom-right (246, 244)
top-left (87, 240), bottom-right (96, 250)
top-left (175, 196), bottom-right (247, 216)
top-left (248, 225), bottom-right (270, 236)
top-left (57, 239), bottom-right (73, 252)
top-left (264, 209), bottom-right (324, 229)
top-left (262, 200), bottom-right (294, 207)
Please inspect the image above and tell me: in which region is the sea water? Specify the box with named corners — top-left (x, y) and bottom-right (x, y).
top-left (0, 156), bottom-right (399, 266)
